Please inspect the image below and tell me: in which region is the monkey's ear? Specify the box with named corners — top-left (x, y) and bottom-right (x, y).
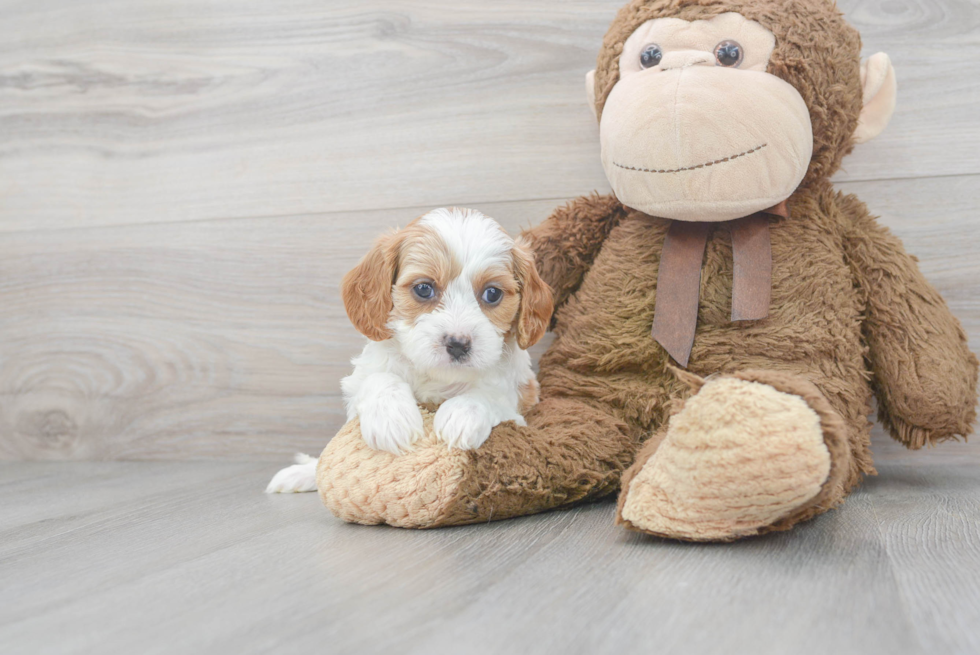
top-left (854, 52), bottom-right (896, 144)
top-left (342, 231), bottom-right (400, 341)
top-left (585, 69), bottom-right (597, 119)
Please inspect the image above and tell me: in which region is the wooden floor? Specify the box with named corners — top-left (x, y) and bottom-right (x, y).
top-left (2, 0), bottom-right (980, 652)
top-left (2, 431), bottom-right (979, 654)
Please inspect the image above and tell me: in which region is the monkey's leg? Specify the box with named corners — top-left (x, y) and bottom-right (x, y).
top-left (317, 397), bottom-right (637, 528)
top-left (616, 370), bottom-right (856, 541)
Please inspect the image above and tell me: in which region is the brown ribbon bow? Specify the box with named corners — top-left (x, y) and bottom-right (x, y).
top-left (651, 201), bottom-right (788, 368)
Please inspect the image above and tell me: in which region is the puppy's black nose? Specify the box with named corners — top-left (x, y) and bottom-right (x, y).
top-left (445, 337), bottom-right (472, 362)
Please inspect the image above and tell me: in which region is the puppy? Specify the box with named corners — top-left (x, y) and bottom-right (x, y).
top-left (266, 207), bottom-right (553, 493)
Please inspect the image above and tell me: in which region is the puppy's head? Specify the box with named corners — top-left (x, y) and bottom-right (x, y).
top-left (342, 207), bottom-right (553, 372)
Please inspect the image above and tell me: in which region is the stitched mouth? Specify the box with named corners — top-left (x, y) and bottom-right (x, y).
top-left (613, 143), bottom-right (768, 174)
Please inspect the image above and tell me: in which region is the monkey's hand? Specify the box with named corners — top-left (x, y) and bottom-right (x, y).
top-left (520, 193), bottom-right (628, 311)
top-left (842, 195), bottom-right (978, 449)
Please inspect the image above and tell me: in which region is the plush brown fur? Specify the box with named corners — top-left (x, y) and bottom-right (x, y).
top-left (319, 0), bottom-right (977, 539)
top-left (840, 194), bottom-right (979, 447)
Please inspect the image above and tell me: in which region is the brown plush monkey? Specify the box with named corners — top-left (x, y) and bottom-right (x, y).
top-left (317, 0), bottom-right (977, 541)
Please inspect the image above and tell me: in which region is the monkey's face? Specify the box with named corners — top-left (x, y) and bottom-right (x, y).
top-left (595, 12), bottom-right (812, 222)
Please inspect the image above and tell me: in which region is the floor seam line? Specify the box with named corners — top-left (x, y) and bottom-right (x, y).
top-left (869, 493), bottom-right (929, 655)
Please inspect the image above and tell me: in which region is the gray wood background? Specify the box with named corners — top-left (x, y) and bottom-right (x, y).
top-left (1, 0), bottom-right (978, 460)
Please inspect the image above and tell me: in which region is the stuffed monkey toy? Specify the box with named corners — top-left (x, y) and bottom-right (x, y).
top-left (317, 0), bottom-right (977, 541)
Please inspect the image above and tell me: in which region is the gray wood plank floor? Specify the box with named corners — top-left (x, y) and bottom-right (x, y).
top-left (1, 430), bottom-right (979, 655)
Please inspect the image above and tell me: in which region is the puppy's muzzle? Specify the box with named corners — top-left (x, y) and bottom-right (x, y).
top-left (444, 336), bottom-right (472, 362)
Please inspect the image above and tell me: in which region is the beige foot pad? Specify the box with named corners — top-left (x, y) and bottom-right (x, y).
top-left (619, 377), bottom-right (832, 541)
top-left (316, 408), bottom-right (472, 528)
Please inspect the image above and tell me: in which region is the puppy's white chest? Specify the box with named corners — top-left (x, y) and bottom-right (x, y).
top-left (413, 377), bottom-right (471, 404)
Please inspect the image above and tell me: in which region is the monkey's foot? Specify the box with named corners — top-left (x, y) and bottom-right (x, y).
top-left (316, 408), bottom-right (473, 528)
top-left (616, 371), bottom-right (852, 541)
top-left (318, 398), bottom-right (634, 528)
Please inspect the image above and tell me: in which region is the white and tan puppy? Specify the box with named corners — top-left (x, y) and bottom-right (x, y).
top-left (266, 207), bottom-right (553, 493)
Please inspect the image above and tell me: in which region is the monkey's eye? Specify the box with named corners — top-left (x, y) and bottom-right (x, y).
top-left (639, 44), bottom-right (663, 69)
top-left (481, 287), bottom-right (503, 305)
top-left (714, 40), bottom-right (743, 67)
top-left (413, 282), bottom-right (436, 300)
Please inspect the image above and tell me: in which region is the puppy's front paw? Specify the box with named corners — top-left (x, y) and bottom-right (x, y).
top-left (358, 395), bottom-right (424, 455)
top-left (434, 396), bottom-right (494, 450)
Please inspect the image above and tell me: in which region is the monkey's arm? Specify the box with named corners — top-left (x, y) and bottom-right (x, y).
top-left (841, 195), bottom-right (978, 448)
top-left (521, 193), bottom-right (628, 310)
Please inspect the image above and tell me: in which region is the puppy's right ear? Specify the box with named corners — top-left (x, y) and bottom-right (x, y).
top-left (342, 231), bottom-right (401, 341)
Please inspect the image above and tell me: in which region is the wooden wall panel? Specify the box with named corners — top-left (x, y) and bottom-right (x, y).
top-left (0, 0), bottom-right (977, 232)
top-left (0, 0), bottom-right (977, 459)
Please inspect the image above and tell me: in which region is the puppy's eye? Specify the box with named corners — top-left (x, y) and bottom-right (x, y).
top-left (714, 40), bottom-right (743, 67)
top-left (481, 287), bottom-right (503, 305)
top-left (412, 283), bottom-right (435, 300)
top-left (639, 44), bottom-right (663, 69)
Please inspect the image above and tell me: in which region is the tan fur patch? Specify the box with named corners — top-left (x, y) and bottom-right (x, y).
top-left (473, 266), bottom-right (521, 332)
top-left (389, 221), bottom-right (461, 325)
top-left (518, 378), bottom-right (541, 414)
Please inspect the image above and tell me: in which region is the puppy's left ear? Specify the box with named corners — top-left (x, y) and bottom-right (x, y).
top-left (512, 239), bottom-right (554, 349)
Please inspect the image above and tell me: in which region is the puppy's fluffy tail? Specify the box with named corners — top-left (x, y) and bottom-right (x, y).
top-left (265, 453), bottom-right (318, 493)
